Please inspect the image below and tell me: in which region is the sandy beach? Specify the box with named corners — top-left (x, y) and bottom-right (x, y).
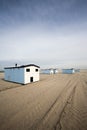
top-left (0, 71), bottom-right (87, 130)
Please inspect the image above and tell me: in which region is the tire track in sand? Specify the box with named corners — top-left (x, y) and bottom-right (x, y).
top-left (56, 74), bottom-right (87, 130)
top-left (30, 75), bottom-right (77, 130)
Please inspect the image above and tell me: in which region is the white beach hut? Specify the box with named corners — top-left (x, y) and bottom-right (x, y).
top-left (4, 64), bottom-right (40, 84)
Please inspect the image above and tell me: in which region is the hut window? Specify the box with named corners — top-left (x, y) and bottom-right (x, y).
top-left (26, 69), bottom-right (30, 72)
top-left (35, 69), bottom-right (38, 72)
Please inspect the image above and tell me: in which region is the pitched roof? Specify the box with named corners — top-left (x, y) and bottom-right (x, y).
top-left (4, 64), bottom-right (40, 69)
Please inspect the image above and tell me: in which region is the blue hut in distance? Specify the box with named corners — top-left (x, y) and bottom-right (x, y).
top-left (40, 68), bottom-right (58, 74)
top-left (40, 69), bottom-right (54, 74)
top-left (62, 68), bottom-right (75, 74)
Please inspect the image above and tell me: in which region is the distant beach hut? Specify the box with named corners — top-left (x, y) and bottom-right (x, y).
top-left (54, 69), bottom-right (58, 74)
top-left (62, 68), bottom-right (75, 74)
top-left (4, 64), bottom-right (40, 84)
top-left (40, 68), bottom-right (58, 74)
top-left (40, 68), bottom-right (54, 74)
top-left (75, 69), bottom-right (80, 72)
top-left (50, 69), bottom-right (54, 74)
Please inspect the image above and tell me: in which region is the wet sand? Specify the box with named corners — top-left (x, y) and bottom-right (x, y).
top-left (0, 72), bottom-right (87, 130)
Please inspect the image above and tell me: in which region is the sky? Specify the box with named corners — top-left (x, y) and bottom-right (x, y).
top-left (0, 0), bottom-right (87, 69)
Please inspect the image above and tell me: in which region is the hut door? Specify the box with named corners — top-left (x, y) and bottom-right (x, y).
top-left (30, 77), bottom-right (33, 82)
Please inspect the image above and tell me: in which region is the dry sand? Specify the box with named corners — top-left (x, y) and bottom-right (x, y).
top-left (0, 72), bottom-right (87, 130)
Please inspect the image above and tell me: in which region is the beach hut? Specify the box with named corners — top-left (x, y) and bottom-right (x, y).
top-left (50, 69), bottom-right (54, 74)
top-left (40, 68), bottom-right (58, 74)
top-left (40, 68), bottom-right (54, 74)
top-left (62, 68), bottom-right (75, 74)
top-left (4, 64), bottom-right (40, 84)
top-left (75, 69), bottom-right (80, 72)
top-left (54, 69), bottom-right (58, 74)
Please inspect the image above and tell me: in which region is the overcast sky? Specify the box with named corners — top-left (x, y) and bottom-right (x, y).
top-left (0, 0), bottom-right (87, 68)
